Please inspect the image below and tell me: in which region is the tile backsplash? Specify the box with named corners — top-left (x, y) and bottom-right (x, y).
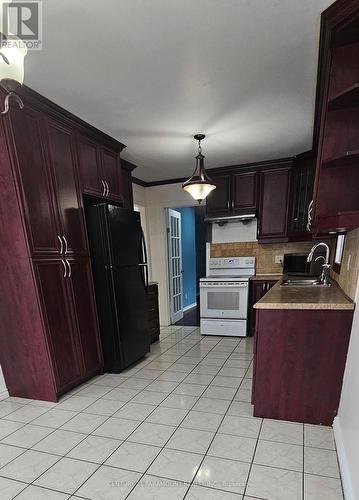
top-left (332, 228), bottom-right (359, 301)
top-left (210, 241), bottom-right (317, 274)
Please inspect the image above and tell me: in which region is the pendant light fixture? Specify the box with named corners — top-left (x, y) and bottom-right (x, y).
top-left (182, 134), bottom-right (216, 204)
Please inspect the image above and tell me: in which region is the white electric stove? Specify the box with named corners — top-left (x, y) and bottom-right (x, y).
top-left (200, 256), bottom-right (256, 337)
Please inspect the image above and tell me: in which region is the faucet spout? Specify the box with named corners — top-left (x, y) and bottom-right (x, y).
top-left (307, 242), bottom-right (331, 285)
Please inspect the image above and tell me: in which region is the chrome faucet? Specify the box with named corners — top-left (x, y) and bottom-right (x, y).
top-left (307, 242), bottom-right (331, 285)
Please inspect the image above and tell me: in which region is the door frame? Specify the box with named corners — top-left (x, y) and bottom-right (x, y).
top-left (166, 208), bottom-right (184, 324)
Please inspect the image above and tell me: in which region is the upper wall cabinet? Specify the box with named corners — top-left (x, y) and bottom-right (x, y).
top-left (257, 167), bottom-right (291, 243)
top-left (205, 174), bottom-right (231, 216)
top-left (77, 133), bottom-right (123, 202)
top-left (206, 171), bottom-right (258, 217)
top-left (312, 1), bottom-right (359, 233)
top-left (288, 152), bottom-right (315, 241)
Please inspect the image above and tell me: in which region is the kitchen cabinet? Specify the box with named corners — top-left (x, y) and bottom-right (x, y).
top-left (232, 171), bottom-right (257, 213)
top-left (288, 152), bottom-right (315, 240)
top-left (0, 85), bottom-right (129, 401)
top-left (205, 174), bottom-right (231, 216)
top-left (257, 167), bottom-right (291, 243)
top-left (206, 171), bottom-right (258, 217)
top-left (312, 1), bottom-right (359, 233)
top-left (248, 279), bottom-right (278, 336)
top-left (68, 258), bottom-right (103, 376)
top-left (45, 119), bottom-right (89, 256)
top-left (77, 133), bottom-right (123, 202)
top-left (34, 259), bottom-right (83, 392)
top-left (6, 103), bottom-right (60, 256)
top-left (121, 164), bottom-right (134, 209)
top-left (253, 308), bottom-right (353, 425)
top-left (146, 283), bottom-right (160, 343)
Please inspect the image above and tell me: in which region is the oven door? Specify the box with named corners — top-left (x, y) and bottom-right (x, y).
top-left (200, 282), bottom-right (248, 319)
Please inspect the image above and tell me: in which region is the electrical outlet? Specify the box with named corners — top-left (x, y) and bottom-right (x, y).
top-left (275, 255), bottom-right (284, 265)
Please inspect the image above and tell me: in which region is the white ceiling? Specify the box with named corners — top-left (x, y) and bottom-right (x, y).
top-left (26, 0), bottom-right (333, 182)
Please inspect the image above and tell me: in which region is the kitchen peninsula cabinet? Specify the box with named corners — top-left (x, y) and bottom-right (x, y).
top-left (0, 85), bottom-right (132, 401)
top-left (252, 283), bottom-right (354, 425)
top-left (248, 278), bottom-right (279, 336)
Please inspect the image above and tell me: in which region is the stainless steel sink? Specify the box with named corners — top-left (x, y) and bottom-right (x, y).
top-left (280, 278), bottom-right (331, 287)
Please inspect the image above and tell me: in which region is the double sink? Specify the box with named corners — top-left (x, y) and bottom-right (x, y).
top-left (280, 278), bottom-right (331, 287)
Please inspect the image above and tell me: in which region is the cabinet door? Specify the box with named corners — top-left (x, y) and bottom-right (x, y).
top-left (68, 258), bottom-right (103, 376)
top-left (205, 174), bottom-right (231, 216)
top-left (77, 134), bottom-right (103, 196)
top-left (7, 104), bottom-right (60, 256)
top-left (121, 166), bottom-right (134, 209)
top-left (249, 280), bottom-right (278, 336)
top-left (288, 156), bottom-right (315, 240)
top-left (46, 120), bottom-right (88, 256)
top-left (34, 259), bottom-right (82, 393)
top-left (232, 171), bottom-right (258, 213)
top-left (258, 168), bottom-right (291, 242)
top-left (102, 148), bottom-right (123, 201)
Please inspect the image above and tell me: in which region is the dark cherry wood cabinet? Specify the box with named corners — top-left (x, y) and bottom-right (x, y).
top-left (77, 134), bottom-right (104, 197)
top-left (253, 308), bottom-right (353, 425)
top-left (0, 85), bottom-right (133, 401)
top-left (206, 174), bottom-right (231, 216)
top-left (45, 119), bottom-right (89, 256)
top-left (6, 104), bottom-right (60, 256)
top-left (146, 283), bottom-right (160, 343)
top-left (67, 258), bottom-right (103, 377)
top-left (248, 279), bottom-right (278, 336)
top-left (312, 0), bottom-right (359, 233)
top-left (288, 152), bottom-right (315, 241)
top-left (257, 167), bottom-right (291, 243)
top-left (232, 171), bottom-right (258, 214)
top-left (34, 259), bottom-right (83, 393)
top-left (102, 147), bottom-right (122, 201)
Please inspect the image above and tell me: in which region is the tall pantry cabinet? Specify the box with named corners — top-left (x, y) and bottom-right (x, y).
top-left (0, 86), bottom-right (133, 401)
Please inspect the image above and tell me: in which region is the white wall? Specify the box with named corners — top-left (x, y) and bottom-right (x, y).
top-left (334, 276), bottom-right (359, 500)
top-left (133, 182), bottom-right (199, 326)
top-left (0, 366), bottom-right (8, 400)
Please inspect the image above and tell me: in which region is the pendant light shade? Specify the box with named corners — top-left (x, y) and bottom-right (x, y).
top-left (182, 134), bottom-right (216, 204)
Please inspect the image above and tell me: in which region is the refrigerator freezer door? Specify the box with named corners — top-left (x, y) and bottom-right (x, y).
top-left (112, 265), bottom-right (150, 366)
top-left (107, 205), bottom-right (143, 267)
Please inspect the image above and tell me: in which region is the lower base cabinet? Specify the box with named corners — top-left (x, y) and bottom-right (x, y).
top-left (248, 279), bottom-right (278, 336)
top-left (34, 257), bottom-right (103, 396)
top-left (253, 308), bottom-right (353, 425)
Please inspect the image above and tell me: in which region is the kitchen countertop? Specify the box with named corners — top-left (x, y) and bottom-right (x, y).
top-left (254, 279), bottom-right (355, 310)
top-left (250, 274), bottom-right (283, 281)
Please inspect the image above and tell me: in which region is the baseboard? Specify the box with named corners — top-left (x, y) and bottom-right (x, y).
top-left (0, 388), bottom-right (9, 401)
top-left (183, 302), bottom-right (197, 312)
top-left (333, 416), bottom-right (355, 500)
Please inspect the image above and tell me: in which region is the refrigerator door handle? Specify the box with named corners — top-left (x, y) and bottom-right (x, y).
top-left (140, 228), bottom-right (148, 265)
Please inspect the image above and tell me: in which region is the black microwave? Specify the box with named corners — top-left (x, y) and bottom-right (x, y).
top-left (283, 253), bottom-right (325, 276)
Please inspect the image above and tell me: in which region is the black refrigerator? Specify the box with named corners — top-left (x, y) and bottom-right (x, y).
top-left (85, 203), bottom-right (150, 372)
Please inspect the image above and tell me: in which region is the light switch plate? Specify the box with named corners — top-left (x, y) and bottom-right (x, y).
top-left (275, 255), bottom-right (284, 264)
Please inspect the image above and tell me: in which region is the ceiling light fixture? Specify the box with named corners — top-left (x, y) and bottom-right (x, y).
top-left (182, 134), bottom-right (216, 204)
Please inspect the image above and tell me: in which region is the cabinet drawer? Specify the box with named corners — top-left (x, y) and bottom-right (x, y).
top-left (200, 319), bottom-right (247, 337)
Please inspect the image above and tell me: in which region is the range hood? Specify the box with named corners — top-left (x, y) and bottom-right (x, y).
top-left (205, 214), bottom-right (256, 225)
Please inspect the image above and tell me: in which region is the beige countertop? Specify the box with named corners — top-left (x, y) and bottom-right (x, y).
top-left (254, 279), bottom-right (355, 310)
top-left (250, 274), bottom-right (283, 281)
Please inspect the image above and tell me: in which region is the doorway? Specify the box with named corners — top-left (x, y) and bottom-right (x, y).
top-left (166, 206), bottom-right (206, 326)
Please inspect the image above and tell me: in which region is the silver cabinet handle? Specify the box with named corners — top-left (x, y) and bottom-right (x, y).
top-left (66, 259), bottom-right (71, 278)
top-left (105, 180), bottom-right (109, 197)
top-left (307, 199), bottom-right (314, 232)
top-left (57, 235), bottom-right (63, 254)
top-left (63, 235), bottom-right (68, 254)
top-left (61, 259), bottom-right (67, 278)
top-left (101, 179), bottom-right (106, 197)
